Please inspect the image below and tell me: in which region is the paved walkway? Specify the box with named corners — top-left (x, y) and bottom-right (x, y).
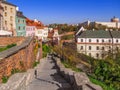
top-left (26, 55), bottom-right (71, 90)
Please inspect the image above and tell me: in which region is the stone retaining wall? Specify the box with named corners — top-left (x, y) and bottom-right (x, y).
top-left (0, 37), bottom-right (25, 46)
top-left (52, 55), bottom-right (103, 90)
top-left (0, 37), bottom-right (35, 83)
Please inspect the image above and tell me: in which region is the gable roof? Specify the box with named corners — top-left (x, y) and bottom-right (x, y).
top-left (77, 30), bottom-right (111, 38)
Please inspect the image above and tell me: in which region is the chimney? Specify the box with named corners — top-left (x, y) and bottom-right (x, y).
top-left (16, 7), bottom-right (19, 11)
top-left (34, 19), bottom-right (38, 22)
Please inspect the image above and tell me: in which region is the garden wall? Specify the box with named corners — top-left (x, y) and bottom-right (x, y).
top-left (0, 37), bottom-right (35, 83)
top-left (0, 37), bottom-right (25, 46)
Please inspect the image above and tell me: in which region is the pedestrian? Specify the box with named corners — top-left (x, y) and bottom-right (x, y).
top-left (34, 69), bottom-right (37, 78)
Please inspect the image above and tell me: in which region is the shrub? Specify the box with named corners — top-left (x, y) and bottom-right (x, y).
top-left (89, 76), bottom-right (115, 90)
top-left (2, 76), bottom-right (9, 83)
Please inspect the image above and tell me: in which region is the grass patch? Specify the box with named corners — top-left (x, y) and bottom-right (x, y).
top-left (62, 61), bottom-right (81, 72)
top-left (33, 61), bottom-right (40, 68)
top-left (89, 76), bottom-right (115, 90)
top-left (0, 43), bottom-right (16, 52)
top-left (0, 48), bottom-right (7, 52)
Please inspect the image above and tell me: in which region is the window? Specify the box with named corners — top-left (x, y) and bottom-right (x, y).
top-left (81, 39), bottom-right (83, 42)
top-left (109, 46), bottom-right (111, 49)
top-left (89, 46), bottom-right (91, 50)
top-left (5, 6), bottom-right (7, 10)
top-left (5, 21), bottom-right (7, 25)
top-left (10, 16), bottom-right (13, 21)
top-left (102, 39), bottom-right (104, 43)
top-left (96, 46), bottom-right (99, 50)
top-left (23, 26), bottom-right (25, 30)
top-left (116, 39), bottom-right (118, 43)
top-left (10, 24), bottom-right (13, 29)
top-left (5, 12), bottom-right (7, 17)
top-left (23, 20), bottom-right (25, 23)
top-left (18, 26), bottom-right (20, 30)
top-left (38, 31), bottom-right (42, 34)
top-left (10, 8), bottom-right (13, 13)
top-left (96, 53), bottom-right (99, 58)
top-left (80, 46), bottom-right (83, 50)
top-left (97, 39), bottom-right (99, 43)
top-left (102, 47), bottom-right (104, 50)
top-left (101, 54), bottom-right (104, 58)
top-left (109, 39), bottom-right (111, 43)
top-left (89, 53), bottom-right (91, 56)
top-left (89, 39), bottom-right (91, 42)
top-left (18, 19), bottom-right (20, 23)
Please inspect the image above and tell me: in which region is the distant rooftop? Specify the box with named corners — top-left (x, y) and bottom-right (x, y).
top-left (17, 11), bottom-right (26, 18)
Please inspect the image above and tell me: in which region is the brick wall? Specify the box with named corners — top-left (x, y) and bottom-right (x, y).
top-left (0, 37), bottom-right (25, 46)
top-left (0, 37), bottom-right (36, 83)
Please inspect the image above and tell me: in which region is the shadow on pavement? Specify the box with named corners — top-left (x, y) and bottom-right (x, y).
top-left (36, 77), bottom-right (61, 88)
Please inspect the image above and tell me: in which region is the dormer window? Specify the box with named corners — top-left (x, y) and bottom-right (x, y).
top-left (116, 39), bottom-right (118, 43)
top-left (109, 39), bottom-right (111, 43)
top-left (89, 39), bottom-right (91, 42)
top-left (102, 39), bottom-right (104, 43)
top-left (97, 39), bottom-right (99, 43)
top-left (81, 39), bottom-right (83, 42)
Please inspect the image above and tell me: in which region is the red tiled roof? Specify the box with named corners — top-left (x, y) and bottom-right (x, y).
top-left (26, 18), bottom-right (44, 29)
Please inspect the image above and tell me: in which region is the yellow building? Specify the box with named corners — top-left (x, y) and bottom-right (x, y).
top-left (1, 0), bottom-right (16, 36)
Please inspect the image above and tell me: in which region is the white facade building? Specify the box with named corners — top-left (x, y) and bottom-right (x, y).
top-left (35, 27), bottom-right (51, 41)
top-left (76, 30), bottom-right (120, 59)
top-left (79, 17), bottom-right (120, 29)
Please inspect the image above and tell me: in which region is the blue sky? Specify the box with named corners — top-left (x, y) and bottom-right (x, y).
top-left (8, 0), bottom-right (120, 25)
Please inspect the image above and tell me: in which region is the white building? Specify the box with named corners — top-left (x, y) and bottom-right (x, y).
top-left (79, 17), bottom-right (120, 29)
top-left (35, 27), bottom-right (50, 42)
top-left (76, 30), bottom-right (120, 59)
